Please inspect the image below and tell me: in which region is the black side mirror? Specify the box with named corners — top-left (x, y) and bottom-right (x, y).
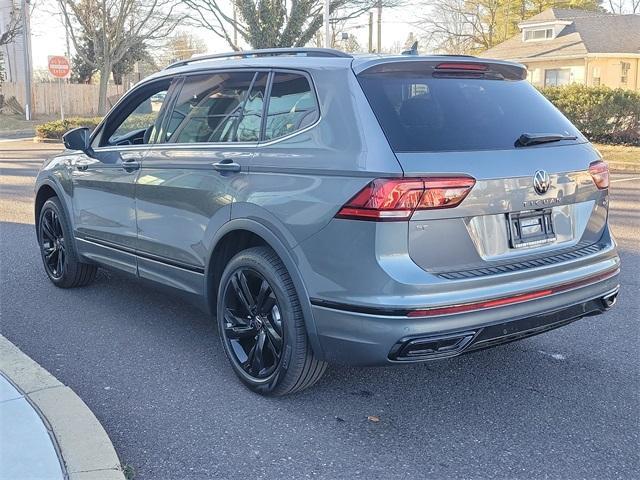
top-left (63, 127), bottom-right (93, 155)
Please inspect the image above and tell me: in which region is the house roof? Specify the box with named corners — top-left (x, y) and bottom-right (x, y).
top-left (480, 9), bottom-right (640, 61)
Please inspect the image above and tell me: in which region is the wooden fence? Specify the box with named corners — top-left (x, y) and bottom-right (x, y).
top-left (1, 82), bottom-right (124, 116)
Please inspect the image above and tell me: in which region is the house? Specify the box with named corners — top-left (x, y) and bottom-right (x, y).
top-left (480, 8), bottom-right (640, 90)
top-left (0, 0), bottom-right (27, 84)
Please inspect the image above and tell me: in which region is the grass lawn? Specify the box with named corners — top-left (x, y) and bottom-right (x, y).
top-left (0, 114), bottom-right (57, 135)
top-left (593, 144), bottom-right (640, 165)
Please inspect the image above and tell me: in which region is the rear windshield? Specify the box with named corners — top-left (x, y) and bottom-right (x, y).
top-left (357, 71), bottom-right (584, 152)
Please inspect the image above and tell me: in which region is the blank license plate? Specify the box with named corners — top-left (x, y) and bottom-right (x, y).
top-left (508, 209), bottom-right (555, 249)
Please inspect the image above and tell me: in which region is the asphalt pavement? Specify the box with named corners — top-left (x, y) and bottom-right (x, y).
top-left (1, 150), bottom-right (638, 480)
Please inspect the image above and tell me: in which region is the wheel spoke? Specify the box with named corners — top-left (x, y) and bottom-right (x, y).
top-left (255, 280), bottom-right (271, 313)
top-left (264, 331), bottom-right (281, 361)
top-left (263, 317), bottom-right (282, 349)
top-left (225, 324), bottom-right (257, 340)
top-left (41, 216), bottom-right (56, 241)
top-left (250, 331), bottom-right (266, 375)
top-left (56, 248), bottom-right (63, 274)
top-left (231, 272), bottom-right (254, 315)
top-left (45, 248), bottom-right (57, 261)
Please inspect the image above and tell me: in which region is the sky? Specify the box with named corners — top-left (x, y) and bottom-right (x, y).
top-left (29, 1), bottom-right (418, 71)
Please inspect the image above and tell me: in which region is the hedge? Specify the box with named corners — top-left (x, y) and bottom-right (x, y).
top-left (35, 117), bottom-right (103, 139)
top-left (539, 85), bottom-right (640, 146)
top-left (35, 113), bottom-right (157, 140)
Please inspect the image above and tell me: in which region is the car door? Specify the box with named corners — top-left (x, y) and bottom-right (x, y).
top-left (134, 70), bottom-right (265, 295)
top-left (70, 77), bottom-right (175, 275)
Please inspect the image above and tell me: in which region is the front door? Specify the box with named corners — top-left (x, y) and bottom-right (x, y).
top-left (135, 70), bottom-right (265, 294)
top-left (71, 78), bottom-right (173, 274)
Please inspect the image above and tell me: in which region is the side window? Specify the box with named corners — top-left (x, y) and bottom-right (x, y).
top-left (264, 72), bottom-right (318, 141)
top-left (106, 85), bottom-right (170, 146)
top-left (164, 71), bottom-right (257, 144)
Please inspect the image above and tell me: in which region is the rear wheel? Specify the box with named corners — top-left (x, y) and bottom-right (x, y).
top-left (37, 197), bottom-right (97, 288)
top-left (217, 246), bottom-right (326, 396)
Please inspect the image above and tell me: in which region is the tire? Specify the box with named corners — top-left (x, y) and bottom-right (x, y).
top-left (37, 197), bottom-right (98, 288)
top-left (217, 246), bottom-right (327, 396)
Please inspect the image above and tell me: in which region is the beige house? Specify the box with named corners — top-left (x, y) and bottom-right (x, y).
top-left (481, 9), bottom-right (640, 90)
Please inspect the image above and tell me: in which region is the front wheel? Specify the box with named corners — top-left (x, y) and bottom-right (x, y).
top-left (37, 197), bottom-right (97, 288)
top-left (217, 247), bottom-right (326, 396)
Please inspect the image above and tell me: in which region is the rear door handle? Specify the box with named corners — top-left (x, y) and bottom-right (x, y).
top-left (212, 160), bottom-right (241, 173)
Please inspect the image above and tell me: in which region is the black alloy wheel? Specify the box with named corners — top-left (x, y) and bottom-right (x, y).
top-left (39, 207), bottom-right (66, 278)
top-left (221, 268), bottom-right (284, 379)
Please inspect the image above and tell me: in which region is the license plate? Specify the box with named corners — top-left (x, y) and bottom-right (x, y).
top-left (508, 209), bottom-right (555, 249)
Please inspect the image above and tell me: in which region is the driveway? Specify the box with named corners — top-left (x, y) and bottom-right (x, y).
top-left (1, 149), bottom-right (638, 479)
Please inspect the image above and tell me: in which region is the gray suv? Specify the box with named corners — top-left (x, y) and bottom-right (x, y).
top-left (34, 48), bottom-right (620, 395)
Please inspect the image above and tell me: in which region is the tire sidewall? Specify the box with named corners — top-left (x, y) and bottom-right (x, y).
top-left (217, 249), bottom-right (298, 395)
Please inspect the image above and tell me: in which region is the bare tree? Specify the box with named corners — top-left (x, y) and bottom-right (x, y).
top-left (608, 0), bottom-right (640, 13)
top-left (182, 0), bottom-right (401, 50)
top-left (58, 0), bottom-right (182, 114)
top-left (0, 4), bottom-right (22, 47)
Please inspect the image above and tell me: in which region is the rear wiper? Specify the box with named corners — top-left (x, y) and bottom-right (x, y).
top-left (515, 133), bottom-right (577, 147)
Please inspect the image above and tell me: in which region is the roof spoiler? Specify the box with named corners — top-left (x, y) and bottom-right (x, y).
top-left (357, 58), bottom-right (527, 81)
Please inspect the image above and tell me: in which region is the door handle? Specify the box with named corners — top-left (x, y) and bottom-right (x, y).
top-left (212, 160), bottom-right (241, 173)
top-left (122, 159), bottom-right (140, 172)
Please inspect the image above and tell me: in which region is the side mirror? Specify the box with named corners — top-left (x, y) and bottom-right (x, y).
top-left (63, 127), bottom-right (93, 155)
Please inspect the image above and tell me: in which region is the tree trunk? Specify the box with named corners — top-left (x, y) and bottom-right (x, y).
top-left (97, 60), bottom-right (111, 115)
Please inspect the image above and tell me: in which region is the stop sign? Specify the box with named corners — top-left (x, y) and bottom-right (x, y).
top-left (48, 56), bottom-right (71, 79)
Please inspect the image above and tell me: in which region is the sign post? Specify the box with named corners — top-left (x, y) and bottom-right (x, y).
top-left (48, 56), bottom-right (71, 121)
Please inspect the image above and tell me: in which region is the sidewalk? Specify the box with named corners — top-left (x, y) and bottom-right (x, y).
top-left (0, 335), bottom-right (124, 480)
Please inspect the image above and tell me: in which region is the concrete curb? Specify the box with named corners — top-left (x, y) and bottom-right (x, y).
top-left (0, 335), bottom-right (125, 480)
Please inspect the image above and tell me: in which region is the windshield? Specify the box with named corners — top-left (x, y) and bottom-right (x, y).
top-left (357, 71), bottom-right (585, 152)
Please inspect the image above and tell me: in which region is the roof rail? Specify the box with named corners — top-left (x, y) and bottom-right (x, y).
top-left (165, 48), bottom-right (352, 69)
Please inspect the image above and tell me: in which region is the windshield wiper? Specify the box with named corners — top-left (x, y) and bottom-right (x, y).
top-left (515, 133), bottom-right (578, 147)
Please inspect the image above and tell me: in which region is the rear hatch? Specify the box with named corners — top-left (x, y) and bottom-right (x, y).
top-left (355, 58), bottom-right (609, 275)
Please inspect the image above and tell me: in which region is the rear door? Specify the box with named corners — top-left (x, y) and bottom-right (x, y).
top-left (134, 69), bottom-right (266, 293)
top-left (356, 60), bottom-right (608, 273)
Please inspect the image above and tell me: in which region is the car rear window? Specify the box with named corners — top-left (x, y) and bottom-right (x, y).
top-left (357, 69), bottom-right (584, 152)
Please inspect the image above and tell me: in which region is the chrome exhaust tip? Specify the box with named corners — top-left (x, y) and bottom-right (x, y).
top-left (601, 291), bottom-right (619, 310)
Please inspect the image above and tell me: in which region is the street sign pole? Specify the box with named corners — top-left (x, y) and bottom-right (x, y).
top-left (58, 78), bottom-right (64, 121)
top-left (21, 0), bottom-right (33, 120)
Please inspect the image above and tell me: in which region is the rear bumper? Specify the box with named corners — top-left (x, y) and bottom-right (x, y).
top-left (311, 269), bottom-right (620, 366)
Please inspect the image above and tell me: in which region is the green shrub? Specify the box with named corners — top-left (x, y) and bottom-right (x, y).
top-left (539, 85), bottom-right (640, 146)
top-left (35, 113), bottom-right (157, 140)
top-left (35, 117), bottom-right (103, 139)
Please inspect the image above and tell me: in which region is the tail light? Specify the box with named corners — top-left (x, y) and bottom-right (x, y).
top-left (589, 160), bottom-right (609, 189)
top-left (436, 62), bottom-right (487, 71)
top-left (336, 177), bottom-right (476, 221)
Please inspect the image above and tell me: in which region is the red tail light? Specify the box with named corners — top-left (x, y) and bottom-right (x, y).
top-left (589, 160), bottom-right (609, 189)
top-left (336, 177), bottom-right (476, 221)
top-left (436, 63), bottom-right (488, 71)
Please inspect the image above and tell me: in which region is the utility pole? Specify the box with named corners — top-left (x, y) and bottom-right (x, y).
top-left (21, 0), bottom-right (32, 120)
top-left (368, 11), bottom-right (373, 53)
top-left (324, 0), bottom-right (330, 48)
top-left (377, 0), bottom-right (382, 53)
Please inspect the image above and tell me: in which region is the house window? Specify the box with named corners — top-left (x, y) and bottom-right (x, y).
top-left (621, 62), bottom-right (631, 84)
top-left (544, 69), bottom-right (571, 87)
top-left (524, 28), bottom-right (553, 41)
top-left (592, 67), bottom-right (601, 86)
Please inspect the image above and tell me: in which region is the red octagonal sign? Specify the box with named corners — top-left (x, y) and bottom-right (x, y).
top-left (48, 56), bottom-right (71, 79)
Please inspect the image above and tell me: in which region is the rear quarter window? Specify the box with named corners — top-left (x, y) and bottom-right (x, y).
top-left (357, 70), bottom-right (584, 152)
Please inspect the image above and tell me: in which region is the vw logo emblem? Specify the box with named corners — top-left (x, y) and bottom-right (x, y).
top-left (533, 170), bottom-right (551, 195)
